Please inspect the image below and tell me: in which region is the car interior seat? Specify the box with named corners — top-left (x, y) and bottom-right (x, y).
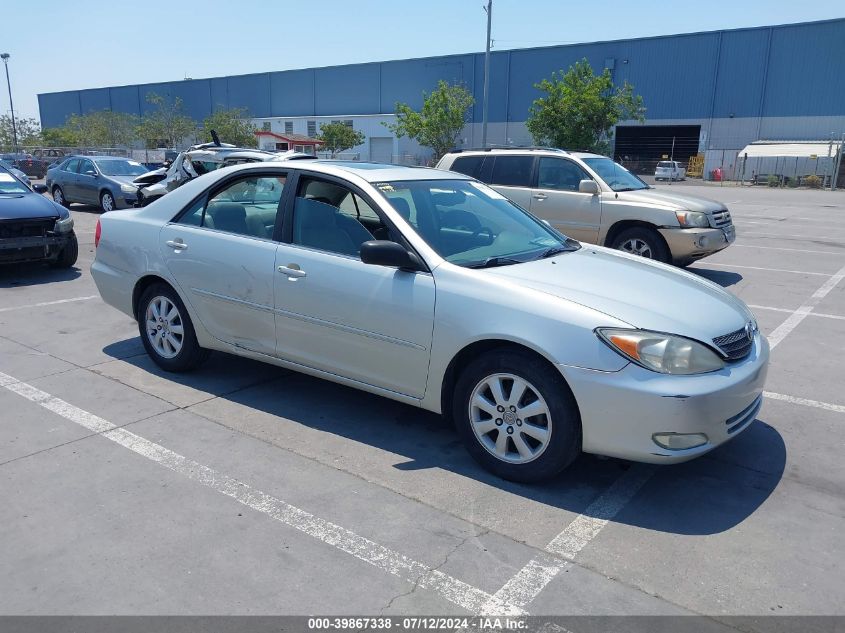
top-left (295, 198), bottom-right (358, 255)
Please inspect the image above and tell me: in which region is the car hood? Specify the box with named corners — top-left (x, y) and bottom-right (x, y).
top-left (483, 246), bottom-right (751, 342)
top-left (104, 175), bottom-right (140, 187)
top-left (616, 188), bottom-right (727, 213)
top-left (0, 192), bottom-right (63, 220)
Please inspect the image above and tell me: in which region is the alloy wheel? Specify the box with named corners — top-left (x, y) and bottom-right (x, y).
top-left (620, 237), bottom-right (654, 258)
top-left (468, 373), bottom-right (552, 464)
top-left (102, 193), bottom-right (114, 212)
top-left (144, 295), bottom-right (185, 359)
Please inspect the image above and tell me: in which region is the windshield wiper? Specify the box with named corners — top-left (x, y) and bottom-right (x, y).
top-left (536, 245), bottom-right (575, 259)
top-left (464, 256), bottom-right (525, 269)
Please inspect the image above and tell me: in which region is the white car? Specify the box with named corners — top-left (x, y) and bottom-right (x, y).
top-left (655, 160), bottom-right (686, 181)
top-left (91, 161), bottom-right (768, 482)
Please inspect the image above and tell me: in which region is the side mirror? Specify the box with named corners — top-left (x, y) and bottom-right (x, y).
top-left (360, 240), bottom-right (422, 271)
top-left (579, 179), bottom-right (600, 195)
top-left (32, 183), bottom-right (48, 194)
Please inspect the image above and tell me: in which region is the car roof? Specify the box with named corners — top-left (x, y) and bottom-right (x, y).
top-left (446, 148), bottom-right (606, 160)
top-left (313, 161), bottom-right (471, 182)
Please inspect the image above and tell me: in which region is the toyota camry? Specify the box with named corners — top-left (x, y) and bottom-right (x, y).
top-left (91, 161), bottom-right (768, 482)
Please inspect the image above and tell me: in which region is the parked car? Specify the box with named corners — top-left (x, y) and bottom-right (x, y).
top-left (91, 160), bottom-right (768, 482)
top-left (46, 155), bottom-right (149, 212)
top-left (655, 160), bottom-right (686, 181)
top-left (0, 163), bottom-right (78, 267)
top-left (0, 152), bottom-right (48, 179)
top-left (437, 148), bottom-right (734, 266)
top-left (33, 148), bottom-right (67, 167)
top-left (133, 145), bottom-right (313, 206)
top-left (0, 159), bottom-right (32, 189)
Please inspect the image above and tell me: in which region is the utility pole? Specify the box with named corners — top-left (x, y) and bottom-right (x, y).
top-left (1, 53), bottom-right (18, 154)
top-left (481, 0), bottom-right (492, 148)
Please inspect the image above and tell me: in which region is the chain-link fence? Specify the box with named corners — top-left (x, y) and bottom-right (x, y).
top-left (0, 145), bottom-right (171, 177)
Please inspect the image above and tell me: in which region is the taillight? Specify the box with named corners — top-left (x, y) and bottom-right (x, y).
top-left (94, 219), bottom-right (101, 248)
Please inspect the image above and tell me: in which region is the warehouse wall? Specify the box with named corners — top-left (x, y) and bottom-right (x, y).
top-left (38, 18), bottom-right (845, 160)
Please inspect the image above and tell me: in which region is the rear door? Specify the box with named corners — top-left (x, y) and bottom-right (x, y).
top-left (486, 155), bottom-right (536, 210)
top-left (159, 170), bottom-right (288, 355)
top-left (529, 157), bottom-right (602, 243)
top-left (60, 159), bottom-right (81, 199)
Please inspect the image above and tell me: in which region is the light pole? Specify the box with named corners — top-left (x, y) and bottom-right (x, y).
top-left (1, 53), bottom-right (18, 154)
top-left (481, 0), bottom-right (492, 148)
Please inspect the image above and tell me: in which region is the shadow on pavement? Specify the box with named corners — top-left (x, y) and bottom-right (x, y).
top-left (104, 339), bottom-right (785, 536)
top-left (0, 263), bottom-right (82, 287)
top-left (689, 267), bottom-right (743, 287)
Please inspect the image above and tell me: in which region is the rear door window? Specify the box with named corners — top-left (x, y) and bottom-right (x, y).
top-left (490, 156), bottom-right (535, 187)
top-left (64, 159), bottom-right (80, 173)
top-left (449, 156), bottom-right (485, 178)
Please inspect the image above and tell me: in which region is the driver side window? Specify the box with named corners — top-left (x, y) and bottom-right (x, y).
top-left (537, 158), bottom-right (589, 192)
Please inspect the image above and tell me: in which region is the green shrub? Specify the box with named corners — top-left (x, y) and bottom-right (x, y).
top-left (786, 177), bottom-right (799, 188)
top-left (804, 174), bottom-right (822, 189)
top-left (767, 175), bottom-right (780, 187)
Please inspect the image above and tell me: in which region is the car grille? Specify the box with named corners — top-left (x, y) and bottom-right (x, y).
top-left (713, 326), bottom-right (753, 361)
top-left (725, 395), bottom-right (763, 435)
top-left (711, 209), bottom-right (732, 228)
top-left (0, 218), bottom-right (54, 239)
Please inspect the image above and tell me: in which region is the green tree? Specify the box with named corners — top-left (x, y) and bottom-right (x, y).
top-left (61, 111), bottom-right (138, 147)
top-left (385, 80), bottom-right (474, 161)
top-left (41, 126), bottom-right (81, 147)
top-left (0, 114), bottom-right (42, 148)
top-left (317, 122), bottom-right (365, 158)
top-left (137, 92), bottom-right (197, 148)
top-left (200, 107), bottom-right (258, 147)
top-left (526, 59), bottom-right (645, 154)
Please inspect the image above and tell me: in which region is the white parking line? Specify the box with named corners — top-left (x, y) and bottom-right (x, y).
top-left (741, 232), bottom-right (845, 242)
top-left (764, 391), bottom-right (845, 414)
top-left (748, 304), bottom-right (845, 321)
top-left (480, 465), bottom-right (654, 614)
top-left (768, 263), bottom-right (845, 349)
top-left (696, 262), bottom-right (831, 276)
top-left (0, 370), bottom-right (523, 616)
top-left (0, 295), bottom-right (98, 313)
top-left (733, 244), bottom-right (845, 256)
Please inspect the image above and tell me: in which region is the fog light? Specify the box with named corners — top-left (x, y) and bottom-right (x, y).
top-left (697, 236), bottom-right (709, 248)
top-left (652, 432), bottom-right (708, 450)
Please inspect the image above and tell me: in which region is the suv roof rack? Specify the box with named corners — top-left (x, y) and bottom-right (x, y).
top-left (448, 146), bottom-right (569, 154)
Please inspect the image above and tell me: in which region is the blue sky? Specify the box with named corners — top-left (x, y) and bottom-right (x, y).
top-left (2, 0), bottom-right (843, 120)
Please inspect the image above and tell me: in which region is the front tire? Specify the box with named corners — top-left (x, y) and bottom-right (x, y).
top-left (51, 233), bottom-right (78, 268)
top-left (137, 283), bottom-right (210, 372)
top-left (100, 191), bottom-right (115, 212)
top-left (610, 226), bottom-right (670, 263)
top-left (452, 349), bottom-right (581, 482)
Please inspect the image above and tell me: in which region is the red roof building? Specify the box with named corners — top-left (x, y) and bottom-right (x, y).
top-left (254, 131), bottom-right (324, 154)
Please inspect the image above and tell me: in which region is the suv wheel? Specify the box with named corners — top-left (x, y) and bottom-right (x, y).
top-left (452, 349), bottom-right (581, 482)
top-left (611, 227), bottom-right (670, 263)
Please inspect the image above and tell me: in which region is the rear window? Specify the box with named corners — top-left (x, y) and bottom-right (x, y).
top-left (490, 156), bottom-right (534, 187)
top-left (657, 162), bottom-right (673, 168)
top-left (450, 155), bottom-right (485, 178)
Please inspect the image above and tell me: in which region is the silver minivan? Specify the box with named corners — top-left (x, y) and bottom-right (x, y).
top-left (437, 148), bottom-right (734, 266)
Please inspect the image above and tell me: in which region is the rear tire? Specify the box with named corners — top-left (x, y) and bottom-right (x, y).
top-left (610, 226), bottom-right (670, 263)
top-left (137, 283), bottom-right (210, 372)
top-left (52, 186), bottom-right (70, 208)
top-left (452, 349), bottom-right (581, 482)
top-left (51, 233), bottom-right (78, 268)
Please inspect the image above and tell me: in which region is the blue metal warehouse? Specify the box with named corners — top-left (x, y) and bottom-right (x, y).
top-left (38, 18), bottom-right (845, 173)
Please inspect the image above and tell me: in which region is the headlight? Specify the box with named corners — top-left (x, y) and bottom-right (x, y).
top-left (675, 211), bottom-right (710, 228)
top-left (54, 216), bottom-right (74, 234)
top-left (597, 328), bottom-right (725, 375)
top-left (120, 183), bottom-right (138, 194)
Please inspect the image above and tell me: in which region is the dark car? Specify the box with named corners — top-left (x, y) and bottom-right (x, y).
top-left (0, 152), bottom-right (48, 179)
top-left (46, 155), bottom-right (148, 212)
top-left (0, 165), bottom-right (78, 267)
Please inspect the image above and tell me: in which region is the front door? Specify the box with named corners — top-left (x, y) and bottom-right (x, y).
top-left (273, 173), bottom-right (435, 398)
top-left (529, 157), bottom-right (602, 243)
top-left (159, 171), bottom-right (287, 356)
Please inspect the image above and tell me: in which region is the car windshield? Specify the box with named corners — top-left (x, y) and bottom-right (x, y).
top-left (95, 159), bottom-right (148, 176)
top-left (376, 179), bottom-right (579, 268)
top-left (582, 157), bottom-right (649, 192)
top-left (0, 171), bottom-right (31, 194)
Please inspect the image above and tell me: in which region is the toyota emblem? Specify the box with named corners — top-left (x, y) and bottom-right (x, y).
top-left (745, 321), bottom-right (755, 341)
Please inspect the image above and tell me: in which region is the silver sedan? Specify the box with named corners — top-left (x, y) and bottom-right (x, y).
top-left (91, 161), bottom-right (769, 482)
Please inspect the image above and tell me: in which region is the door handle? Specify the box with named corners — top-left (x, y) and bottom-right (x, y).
top-left (165, 239), bottom-right (187, 250)
top-left (532, 193), bottom-right (548, 200)
top-left (278, 265), bottom-right (306, 279)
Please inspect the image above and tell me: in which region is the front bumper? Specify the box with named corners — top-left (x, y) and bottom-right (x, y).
top-left (0, 233), bottom-right (73, 264)
top-left (117, 193), bottom-right (138, 209)
top-left (559, 333), bottom-right (769, 463)
top-left (659, 225), bottom-right (735, 263)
